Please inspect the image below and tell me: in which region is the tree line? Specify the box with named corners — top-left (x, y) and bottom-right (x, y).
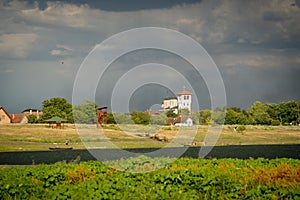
top-left (27, 97), bottom-right (300, 126)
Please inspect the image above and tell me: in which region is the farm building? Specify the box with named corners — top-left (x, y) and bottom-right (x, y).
top-left (0, 106), bottom-right (11, 124)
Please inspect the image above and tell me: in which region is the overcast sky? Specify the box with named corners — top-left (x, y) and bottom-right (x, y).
top-left (1, 0), bottom-right (300, 113)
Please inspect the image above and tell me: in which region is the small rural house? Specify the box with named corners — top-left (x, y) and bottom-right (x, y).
top-left (10, 113), bottom-right (28, 124)
top-left (0, 106), bottom-right (11, 124)
top-left (168, 116), bottom-right (194, 126)
top-left (10, 109), bottom-right (42, 124)
top-left (175, 117), bottom-right (193, 126)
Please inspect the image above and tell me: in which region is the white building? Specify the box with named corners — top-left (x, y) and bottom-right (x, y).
top-left (161, 97), bottom-right (178, 114)
top-left (161, 88), bottom-right (192, 114)
top-left (177, 89), bottom-right (192, 112)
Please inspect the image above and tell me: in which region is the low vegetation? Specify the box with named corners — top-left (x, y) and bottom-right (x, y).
top-left (0, 157), bottom-right (299, 199)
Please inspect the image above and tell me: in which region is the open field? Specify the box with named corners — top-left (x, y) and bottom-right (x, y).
top-left (0, 124), bottom-right (300, 152)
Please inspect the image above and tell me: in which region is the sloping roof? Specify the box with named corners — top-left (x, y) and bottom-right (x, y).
top-left (10, 113), bottom-right (26, 123)
top-left (167, 116), bottom-right (191, 125)
top-left (45, 116), bottom-right (68, 123)
top-left (144, 110), bottom-right (161, 116)
top-left (177, 90), bottom-right (192, 95)
top-left (0, 106), bottom-right (11, 120)
top-left (22, 108), bottom-right (40, 113)
top-left (164, 96), bottom-right (177, 100)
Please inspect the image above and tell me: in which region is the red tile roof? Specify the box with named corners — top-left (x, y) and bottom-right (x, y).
top-left (10, 113), bottom-right (26, 123)
top-left (177, 90), bottom-right (192, 95)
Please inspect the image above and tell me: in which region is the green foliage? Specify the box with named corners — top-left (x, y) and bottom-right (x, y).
top-left (113, 113), bottom-right (133, 124)
top-left (271, 119), bottom-right (281, 126)
top-left (107, 112), bottom-right (116, 124)
top-left (73, 101), bottom-right (97, 124)
top-left (190, 111), bottom-right (200, 125)
top-left (0, 157), bottom-right (299, 199)
top-left (211, 108), bottom-right (226, 125)
top-left (26, 114), bottom-right (37, 123)
top-left (150, 113), bottom-right (167, 125)
top-left (41, 97), bottom-right (73, 123)
top-left (225, 108), bottom-right (248, 125)
top-left (199, 109), bottom-right (211, 125)
top-left (179, 108), bottom-right (190, 116)
top-left (131, 111), bottom-right (150, 125)
top-left (236, 125), bottom-right (246, 133)
top-left (165, 109), bottom-right (179, 118)
top-left (248, 101), bottom-right (272, 125)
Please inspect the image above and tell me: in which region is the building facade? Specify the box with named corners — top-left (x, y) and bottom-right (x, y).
top-left (177, 90), bottom-right (192, 112)
top-left (0, 106), bottom-right (11, 124)
top-left (161, 89), bottom-right (192, 114)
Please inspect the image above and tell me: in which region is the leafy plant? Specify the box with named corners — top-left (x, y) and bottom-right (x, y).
top-left (237, 125), bottom-right (246, 133)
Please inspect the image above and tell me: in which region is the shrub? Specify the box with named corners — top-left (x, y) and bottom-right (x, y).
top-left (236, 125), bottom-right (246, 133)
top-left (271, 119), bottom-right (281, 126)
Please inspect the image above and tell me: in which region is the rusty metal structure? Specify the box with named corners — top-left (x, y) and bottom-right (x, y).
top-left (96, 106), bottom-right (108, 127)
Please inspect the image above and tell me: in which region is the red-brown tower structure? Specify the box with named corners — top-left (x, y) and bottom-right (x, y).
top-left (96, 107), bottom-right (108, 127)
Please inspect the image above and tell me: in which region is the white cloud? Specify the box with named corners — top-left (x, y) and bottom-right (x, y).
top-left (0, 33), bottom-right (38, 58)
top-left (50, 44), bottom-right (73, 56)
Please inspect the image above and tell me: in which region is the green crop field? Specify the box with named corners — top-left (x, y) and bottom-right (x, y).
top-left (1, 156), bottom-right (300, 199)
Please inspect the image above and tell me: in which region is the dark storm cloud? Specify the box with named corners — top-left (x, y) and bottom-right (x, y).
top-left (20, 0), bottom-right (201, 11)
top-left (263, 11), bottom-right (290, 22)
top-left (0, 0), bottom-right (300, 113)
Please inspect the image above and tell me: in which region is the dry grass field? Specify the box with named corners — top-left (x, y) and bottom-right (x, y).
top-left (0, 124), bottom-right (300, 152)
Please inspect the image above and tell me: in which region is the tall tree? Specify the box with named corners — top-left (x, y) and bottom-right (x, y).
top-left (199, 110), bottom-right (211, 125)
top-left (248, 101), bottom-right (271, 125)
top-left (73, 101), bottom-right (98, 124)
top-left (41, 97), bottom-right (73, 122)
top-left (225, 108), bottom-right (248, 125)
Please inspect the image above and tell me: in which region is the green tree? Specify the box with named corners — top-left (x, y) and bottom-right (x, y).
top-left (277, 101), bottom-right (298, 125)
top-left (26, 114), bottom-right (37, 123)
top-left (131, 111), bottom-right (150, 125)
top-left (179, 108), bottom-right (190, 116)
top-left (41, 97), bottom-right (73, 122)
top-left (150, 113), bottom-right (167, 125)
top-left (165, 109), bottom-right (179, 118)
top-left (199, 110), bottom-right (211, 125)
top-left (236, 125), bottom-right (246, 133)
top-left (73, 101), bottom-right (97, 124)
top-left (212, 109), bottom-right (226, 125)
top-left (114, 113), bottom-right (133, 124)
top-left (190, 111), bottom-right (200, 125)
top-left (107, 112), bottom-right (116, 124)
top-left (225, 108), bottom-right (248, 125)
top-left (248, 101), bottom-right (272, 125)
